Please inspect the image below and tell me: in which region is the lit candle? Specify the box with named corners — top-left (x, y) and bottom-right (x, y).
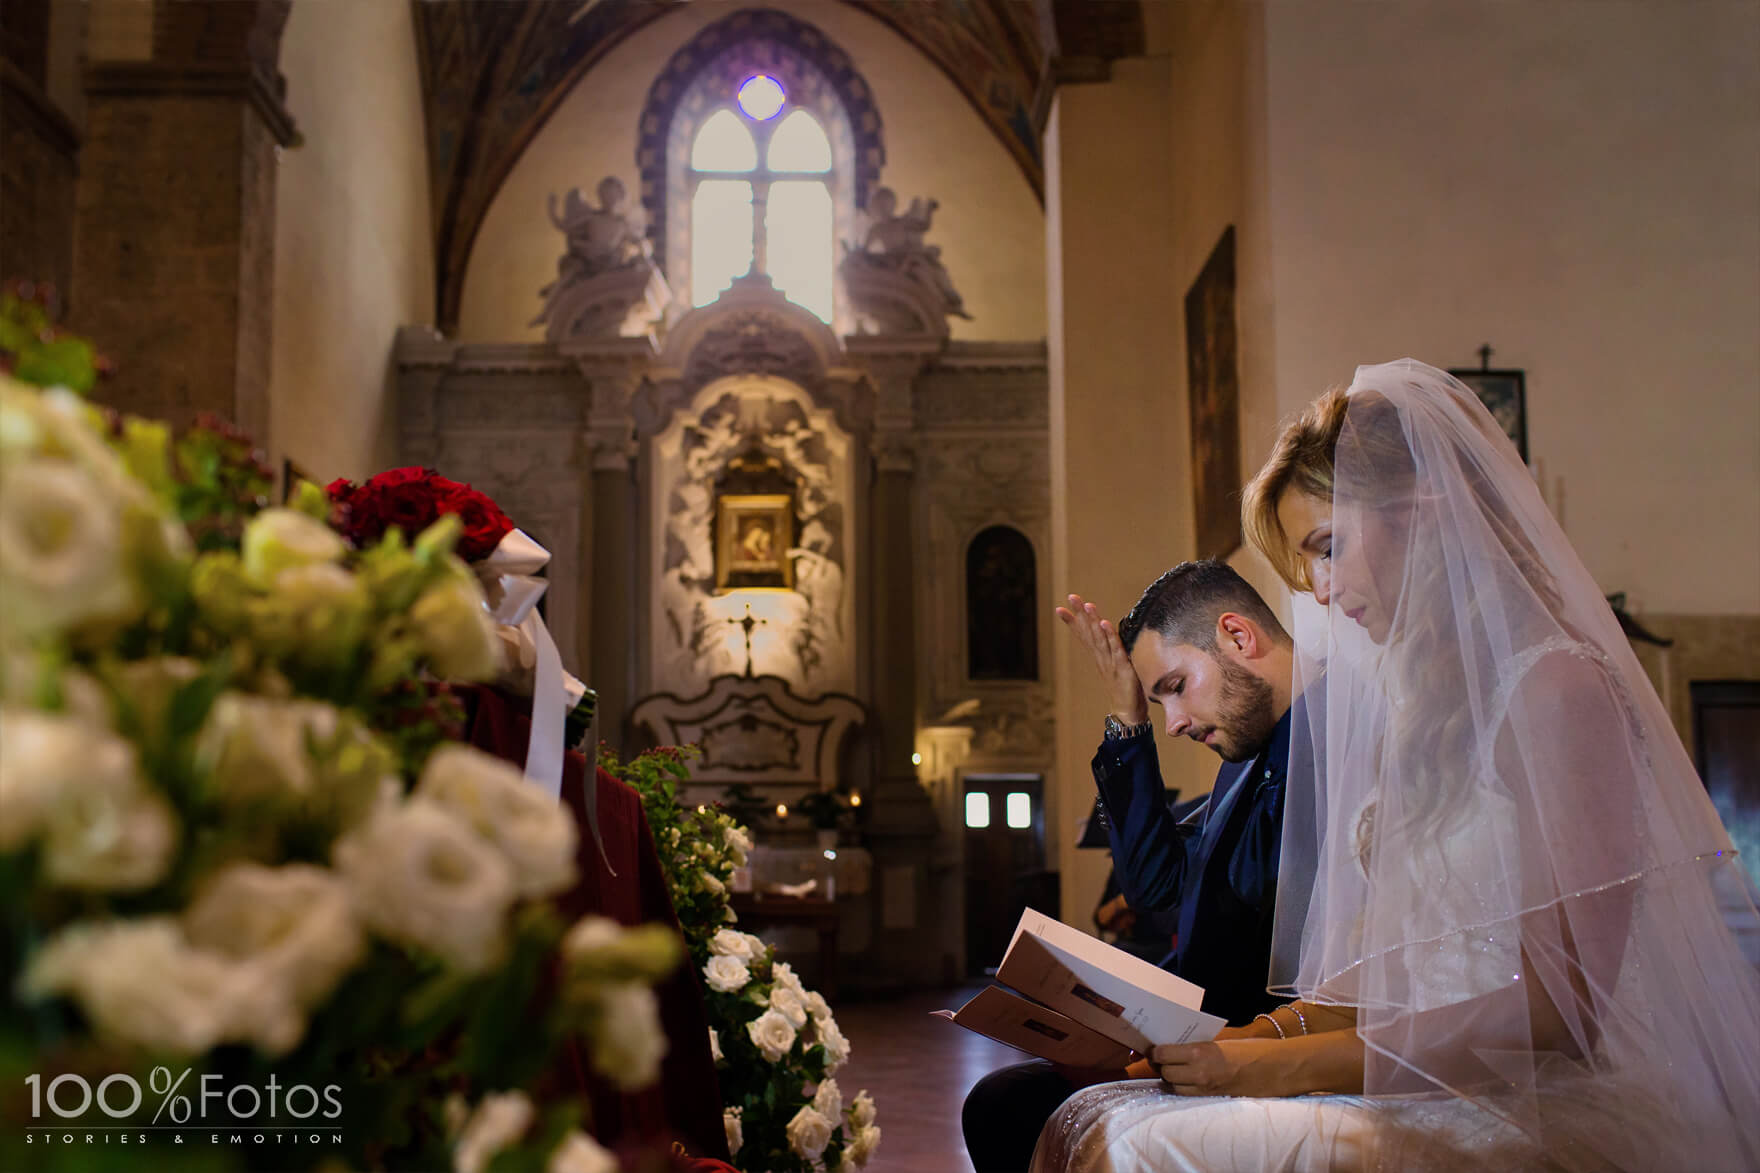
top-left (911, 752), bottom-right (922, 766)
top-left (775, 802), bottom-right (789, 820)
top-left (849, 791), bottom-right (862, 808)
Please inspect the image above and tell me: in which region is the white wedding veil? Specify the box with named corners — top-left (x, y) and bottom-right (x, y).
top-left (1267, 360), bottom-right (1760, 1170)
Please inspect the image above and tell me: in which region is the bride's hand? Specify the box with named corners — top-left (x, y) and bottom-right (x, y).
top-left (1150, 1039), bottom-right (1289, 1097)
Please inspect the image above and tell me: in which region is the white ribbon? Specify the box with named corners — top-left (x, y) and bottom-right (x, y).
top-left (477, 529), bottom-right (613, 873)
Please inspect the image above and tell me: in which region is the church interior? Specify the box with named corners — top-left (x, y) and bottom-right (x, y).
top-left (3, 0), bottom-right (1757, 1170)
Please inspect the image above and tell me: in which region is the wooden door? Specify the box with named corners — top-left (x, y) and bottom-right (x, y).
top-left (962, 774), bottom-right (1055, 976)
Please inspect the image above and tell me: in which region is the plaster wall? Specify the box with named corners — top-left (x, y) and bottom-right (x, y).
top-left (270, 0), bottom-right (434, 481)
top-left (1257, 0), bottom-right (1760, 616)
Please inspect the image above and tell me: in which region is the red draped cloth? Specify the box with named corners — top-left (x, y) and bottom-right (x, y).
top-left (458, 686), bottom-right (730, 1164)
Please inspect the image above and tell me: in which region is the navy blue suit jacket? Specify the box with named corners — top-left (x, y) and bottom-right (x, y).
top-left (1093, 707), bottom-right (1292, 1026)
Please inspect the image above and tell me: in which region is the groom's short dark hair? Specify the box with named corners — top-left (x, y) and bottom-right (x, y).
top-left (1118, 560), bottom-right (1289, 655)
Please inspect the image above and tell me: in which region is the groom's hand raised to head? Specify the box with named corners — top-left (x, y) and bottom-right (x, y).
top-left (1056, 594), bottom-right (1149, 727)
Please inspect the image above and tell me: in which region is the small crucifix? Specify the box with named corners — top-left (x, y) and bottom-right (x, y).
top-left (722, 602), bottom-right (769, 678)
top-left (1477, 343), bottom-right (1495, 371)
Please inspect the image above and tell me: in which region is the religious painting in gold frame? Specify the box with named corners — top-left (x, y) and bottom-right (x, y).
top-left (716, 493), bottom-right (795, 592)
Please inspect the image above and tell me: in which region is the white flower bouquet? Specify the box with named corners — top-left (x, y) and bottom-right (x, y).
top-left (0, 323), bottom-right (681, 1173)
top-left (602, 746), bottom-right (880, 1173)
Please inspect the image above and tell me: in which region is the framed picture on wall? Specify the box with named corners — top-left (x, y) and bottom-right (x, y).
top-left (716, 493), bottom-right (795, 591)
top-left (1449, 367), bottom-right (1528, 463)
top-left (1185, 225), bottom-right (1243, 560)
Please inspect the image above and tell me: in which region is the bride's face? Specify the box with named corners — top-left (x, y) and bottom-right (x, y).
top-left (1275, 489), bottom-right (1403, 644)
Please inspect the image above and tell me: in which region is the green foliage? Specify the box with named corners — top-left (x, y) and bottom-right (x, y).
top-left (0, 283), bottom-right (101, 394)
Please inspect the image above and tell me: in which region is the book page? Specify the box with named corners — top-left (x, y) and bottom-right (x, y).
top-left (933, 986), bottom-right (1135, 1069)
top-left (1009, 907), bottom-right (1207, 1008)
top-left (1002, 908), bottom-right (1225, 1047)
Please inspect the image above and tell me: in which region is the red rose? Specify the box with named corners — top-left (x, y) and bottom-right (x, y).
top-left (439, 481), bottom-right (514, 561)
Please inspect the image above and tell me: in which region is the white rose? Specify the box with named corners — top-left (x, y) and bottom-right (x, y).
top-left (700, 870), bottom-right (725, 896)
top-left (785, 1105), bottom-right (834, 1161)
top-left (770, 983), bottom-right (809, 1029)
top-left (453, 1090), bottom-right (533, 1173)
top-left (333, 799), bottom-right (515, 973)
top-left (804, 990), bottom-right (832, 1022)
top-left (43, 781), bottom-right (178, 892)
top-left (724, 823), bottom-right (753, 865)
top-left (409, 572), bottom-right (502, 682)
top-left (194, 692), bottom-right (337, 801)
top-left (771, 959), bottom-right (805, 996)
top-left (254, 563), bottom-right (371, 663)
top-left (740, 931), bottom-right (767, 956)
top-left (0, 707), bottom-right (122, 847)
top-left (703, 954), bottom-right (750, 994)
top-left (709, 928), bottom-right (755, 960)
top-left (816, 1014), bottom-right (851, 1070)
top-left (0, 707), bottom-right (177, 890)
top-left (746, 1007), bottom-right (798, 1063)
top-left (546, 1130), bottom-right (616, 1173)
top-left (723, 1107), bottom-right (743, 1157)
top-left (849, 1089), bottom-right (877, 1129)
top-left (588, 982), bottom-right (667, 1090)
top-left (843, 1124), bottom-right (881, 1168)
top-left (812, 1077), bottom-right (842, 1120)
top-left (709, 1026), bottom-right (722, 1062)
top-left (20, 919), bottom-right (262, 1055)
top-left (240, 507), bottom-right (345, 587)
top-left (183, 863), bottom-right (364, 1009)
top-left (0, 458), bottom-right (138, 639)
top-left (417, 744), bottom-right (577, 898)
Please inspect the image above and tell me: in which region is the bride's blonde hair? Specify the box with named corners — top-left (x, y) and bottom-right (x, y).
top-left (1244, 387), bottom-right (1561, 837)
top-left (1242, 388), bottom-right (1351, 594)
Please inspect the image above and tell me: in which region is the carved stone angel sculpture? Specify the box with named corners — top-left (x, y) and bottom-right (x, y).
top-left (840, 186), bottom-right (972, 333)
top-left (531, 176), bottom-right (668, 341)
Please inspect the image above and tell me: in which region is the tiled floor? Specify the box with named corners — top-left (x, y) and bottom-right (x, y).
top-left (832, 986), bottom-right (1025, 1173)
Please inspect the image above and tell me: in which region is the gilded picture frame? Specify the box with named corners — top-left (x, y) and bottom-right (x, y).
top-left (716, 493), bottom-right (795, 591)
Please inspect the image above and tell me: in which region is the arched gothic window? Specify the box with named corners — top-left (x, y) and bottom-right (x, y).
top-left (638, 10), bottom-right (885, 333)
top-left (689, 76), bottom-right (834, 319)
top-left (966, 525), bottom-right (1039, 681)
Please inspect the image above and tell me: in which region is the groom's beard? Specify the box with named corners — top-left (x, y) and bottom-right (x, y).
top-left (1208, 658), bottom-right (1280, 763)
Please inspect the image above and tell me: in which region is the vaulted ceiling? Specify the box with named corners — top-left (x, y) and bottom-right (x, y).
top-left (411, 0), bottom-right (1142, 333)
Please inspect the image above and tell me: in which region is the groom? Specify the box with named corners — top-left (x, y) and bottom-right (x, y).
top-left (962, 561), bottom-right (1299, 1172)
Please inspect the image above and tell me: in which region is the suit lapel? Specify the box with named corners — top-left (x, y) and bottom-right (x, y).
top-left (1197, 753), bottom-right (1261, 859)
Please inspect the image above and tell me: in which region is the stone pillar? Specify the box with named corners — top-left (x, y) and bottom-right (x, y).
top-left (574, 347), bottom-right (650, 752)
top-left (1044, 59), bottom-right (1208, 928)
top-left (2, 54), bottom-right (79, 299)
top-left (71, 0), bottom-right (295, 442)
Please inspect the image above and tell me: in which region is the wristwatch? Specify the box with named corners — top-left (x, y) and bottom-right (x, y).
top-left (1103, 714), bottom-right (1154, 742)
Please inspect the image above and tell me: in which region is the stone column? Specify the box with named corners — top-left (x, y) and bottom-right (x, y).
top-left (72, 0), bottom-right (295, 442)
top-left (573, 345), bottom-right (651, 751)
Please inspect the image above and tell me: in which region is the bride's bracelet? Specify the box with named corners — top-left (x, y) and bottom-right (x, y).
top-left (1253, 1012), bottom-right (1287, 1039)
top-left (1288, 1003), bottom-right (1310, 1035)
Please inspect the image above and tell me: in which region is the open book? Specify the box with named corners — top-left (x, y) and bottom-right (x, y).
top-left (934, 907), bottom-right (1226, 1068)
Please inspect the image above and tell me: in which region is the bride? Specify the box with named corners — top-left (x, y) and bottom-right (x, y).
top-left (1031, 360), bottom-right (1760, 1172)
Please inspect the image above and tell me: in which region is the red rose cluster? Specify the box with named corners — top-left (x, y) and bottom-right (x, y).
top-left (326, 466), bottom-right (514, 562)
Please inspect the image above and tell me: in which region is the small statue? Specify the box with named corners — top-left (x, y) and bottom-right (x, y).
top-left (842, 186), bottom-right (972, 325)
top-left (532, 176), bottom-right (666, 339)
top-left (547, 176), bottom-right (647, 282)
